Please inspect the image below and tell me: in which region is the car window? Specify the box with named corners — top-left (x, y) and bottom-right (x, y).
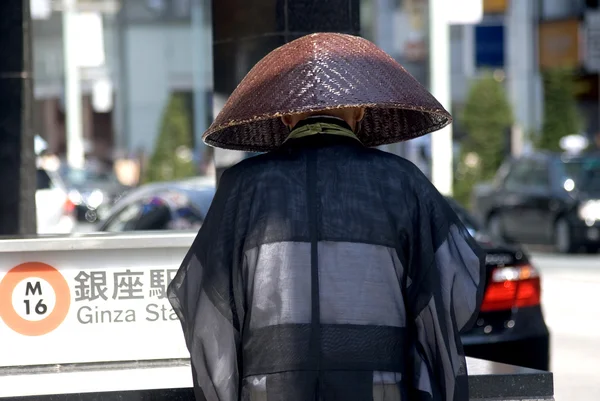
top-left (157, 189), bottom-right (206, 230)
top-left (493, 161), bottom-right (511, 188)
top-left (36, 169), bottom-right (54, 190)
top-left (528, 160), bottom-right (550, 189)
top-left (503, 159), bottom-right (550, 190)
top-left (504, 160), bottom-right (531, 190)
top-left (106, 185), bottom-right (165, 215)
top-left (135, 197), bottom-right (173, 231)
top-left (561, 157), bottom-right (600, 192)
top-left (186, 189), bottom-right (215, 217)
top-left (169, 206), bottom-right (204, 230)
top-left (103, 202), bottom-right (144, 232)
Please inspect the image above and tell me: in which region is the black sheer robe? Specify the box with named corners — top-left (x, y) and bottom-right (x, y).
top-left (168, 129), bottom-right (486, 401)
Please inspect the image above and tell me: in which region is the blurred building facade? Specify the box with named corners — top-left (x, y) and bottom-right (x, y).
top-left (31, 0), bottom-right (211, 167)
top-left (29, 0), bottom-right (600, 174)
top-left (450, 0), bottom-right (600, 144)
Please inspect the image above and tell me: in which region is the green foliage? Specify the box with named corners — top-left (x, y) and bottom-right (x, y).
top-left (454, 71), bottom-right (513, 207)
top-left (537, 68), bottom-right (582, 152)
top-left (145, 93), bottom-right (196, 183)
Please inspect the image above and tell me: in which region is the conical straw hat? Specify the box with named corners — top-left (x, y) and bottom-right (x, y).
top-left (204, 33), bottom-right (452, 152)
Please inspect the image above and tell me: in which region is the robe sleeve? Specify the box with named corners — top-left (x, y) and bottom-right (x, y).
top-left (404, 174), bottom-right (486, 401)
top-left (168, 169), bottom-right (245, 401)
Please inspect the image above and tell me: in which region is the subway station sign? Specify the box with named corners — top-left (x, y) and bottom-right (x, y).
top-left (0, 236), bottom-right (192, 367)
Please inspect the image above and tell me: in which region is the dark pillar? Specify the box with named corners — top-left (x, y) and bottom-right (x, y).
top-left (0, 1), bottom-right (36, 235)
top-left (212, 0), bottom-right (361, 184)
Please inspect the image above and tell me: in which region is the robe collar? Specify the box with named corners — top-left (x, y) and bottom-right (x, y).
top-left (284, 116), bottom-right (361, 143)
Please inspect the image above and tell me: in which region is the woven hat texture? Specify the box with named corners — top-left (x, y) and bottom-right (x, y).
top-left (204, 33), bottom-right (452, 152)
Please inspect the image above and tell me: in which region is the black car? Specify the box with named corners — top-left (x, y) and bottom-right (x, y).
top-left (96, 177), bottom-right (216, 232)
top-left (472, 151), bottom-right (600, 253)
top-left (445, 197), bottom-right (550, 371)
top-left (61, 167), bottom-right (131, 223)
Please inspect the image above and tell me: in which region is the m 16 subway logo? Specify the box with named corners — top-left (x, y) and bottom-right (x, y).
top-left (23, 281), bottom-right (47, 315)
top-left (0, 262), bottom-right (71, 336)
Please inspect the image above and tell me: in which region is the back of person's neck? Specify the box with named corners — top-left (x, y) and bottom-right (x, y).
top-left (305, 115), bottom-right (345, 122)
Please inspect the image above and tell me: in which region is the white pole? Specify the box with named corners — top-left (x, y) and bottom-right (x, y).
top-left (62, 0), bottom-right (85, 169)
top-left (375, 0), bottom-right (403, 157)
top-left (511, 124), bottom-right (524, 156)
top-left (428, 0), bottom-right (453, 196)
top-left (191, 0), bottom-right (205, 149)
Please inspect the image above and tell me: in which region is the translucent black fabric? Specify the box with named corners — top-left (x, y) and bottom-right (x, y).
top-left (168, 132), bottom-right (486, 401)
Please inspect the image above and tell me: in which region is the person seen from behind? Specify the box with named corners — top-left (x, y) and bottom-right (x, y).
top-left (168, 32), bottom-right (486, 401)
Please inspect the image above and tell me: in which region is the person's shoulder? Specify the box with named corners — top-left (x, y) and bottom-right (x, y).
top-left (361, 147), bottom-right (432, 186)
top-left (218, 151), bottom-right (290, 189)
top-left (222, 146), bottom-right (430, 188)
top-left (360, 146), bottom-right (418, 167)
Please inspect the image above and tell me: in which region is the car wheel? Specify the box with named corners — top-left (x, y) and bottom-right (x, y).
top-left (85, 210), bottom-right (98, 223)
top-left (554, 217), bottom-right (577, 254)
top-left (584, 245), bottom-right (599, 254)
top-left (487, 213), bottom-right (504, 240)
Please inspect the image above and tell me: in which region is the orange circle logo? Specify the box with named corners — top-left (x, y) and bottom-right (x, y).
top-left (0, 262), bottom-right (71, 336)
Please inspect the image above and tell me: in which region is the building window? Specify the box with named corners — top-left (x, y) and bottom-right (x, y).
top-left (475, 24), bottom-right (505, 69)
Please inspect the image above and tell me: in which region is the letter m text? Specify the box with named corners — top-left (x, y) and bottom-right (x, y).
top-left (26, 281), bottom-right (42, 296)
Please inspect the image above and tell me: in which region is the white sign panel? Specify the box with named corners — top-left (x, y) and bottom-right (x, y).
top-left (447, 0), bottom-right (483, 25)
top-left (0, 246), bottom-right (189, 367)
top-left (30, 0), bottom-right (52, 20)
top-left (92, 79), bottom-right (114, 112)
top-left (585, 10), bottom-right (600, 72)
top-left (74, 12), bottom-right (106, 68)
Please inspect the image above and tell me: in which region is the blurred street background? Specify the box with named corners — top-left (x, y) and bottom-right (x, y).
top-left (531, 251), bottom-right (600, 399)
top-left (1, 0), bottom-right (600, 399)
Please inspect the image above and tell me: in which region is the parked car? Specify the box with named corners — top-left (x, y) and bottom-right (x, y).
top-left (446, 197), bottom-right (550, 371)
top-left (35, 166), bottom-right (76, 234)
top-left (59, 166), bottom-right (131, 223)
top-left (472, 151), bottom-right (600, 253)
top-left (96, 177), bottom-right (215, 232)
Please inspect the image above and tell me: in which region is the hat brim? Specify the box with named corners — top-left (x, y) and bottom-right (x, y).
top-left (203, 33), bottom-right (452, 152)
top-left (204, 103), bottom-right (451, 152)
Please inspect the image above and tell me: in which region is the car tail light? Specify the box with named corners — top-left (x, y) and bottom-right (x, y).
top-left (64, 198), bottom-right (76, 215)
top-left (480, 264), bottom-right (541, 312)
